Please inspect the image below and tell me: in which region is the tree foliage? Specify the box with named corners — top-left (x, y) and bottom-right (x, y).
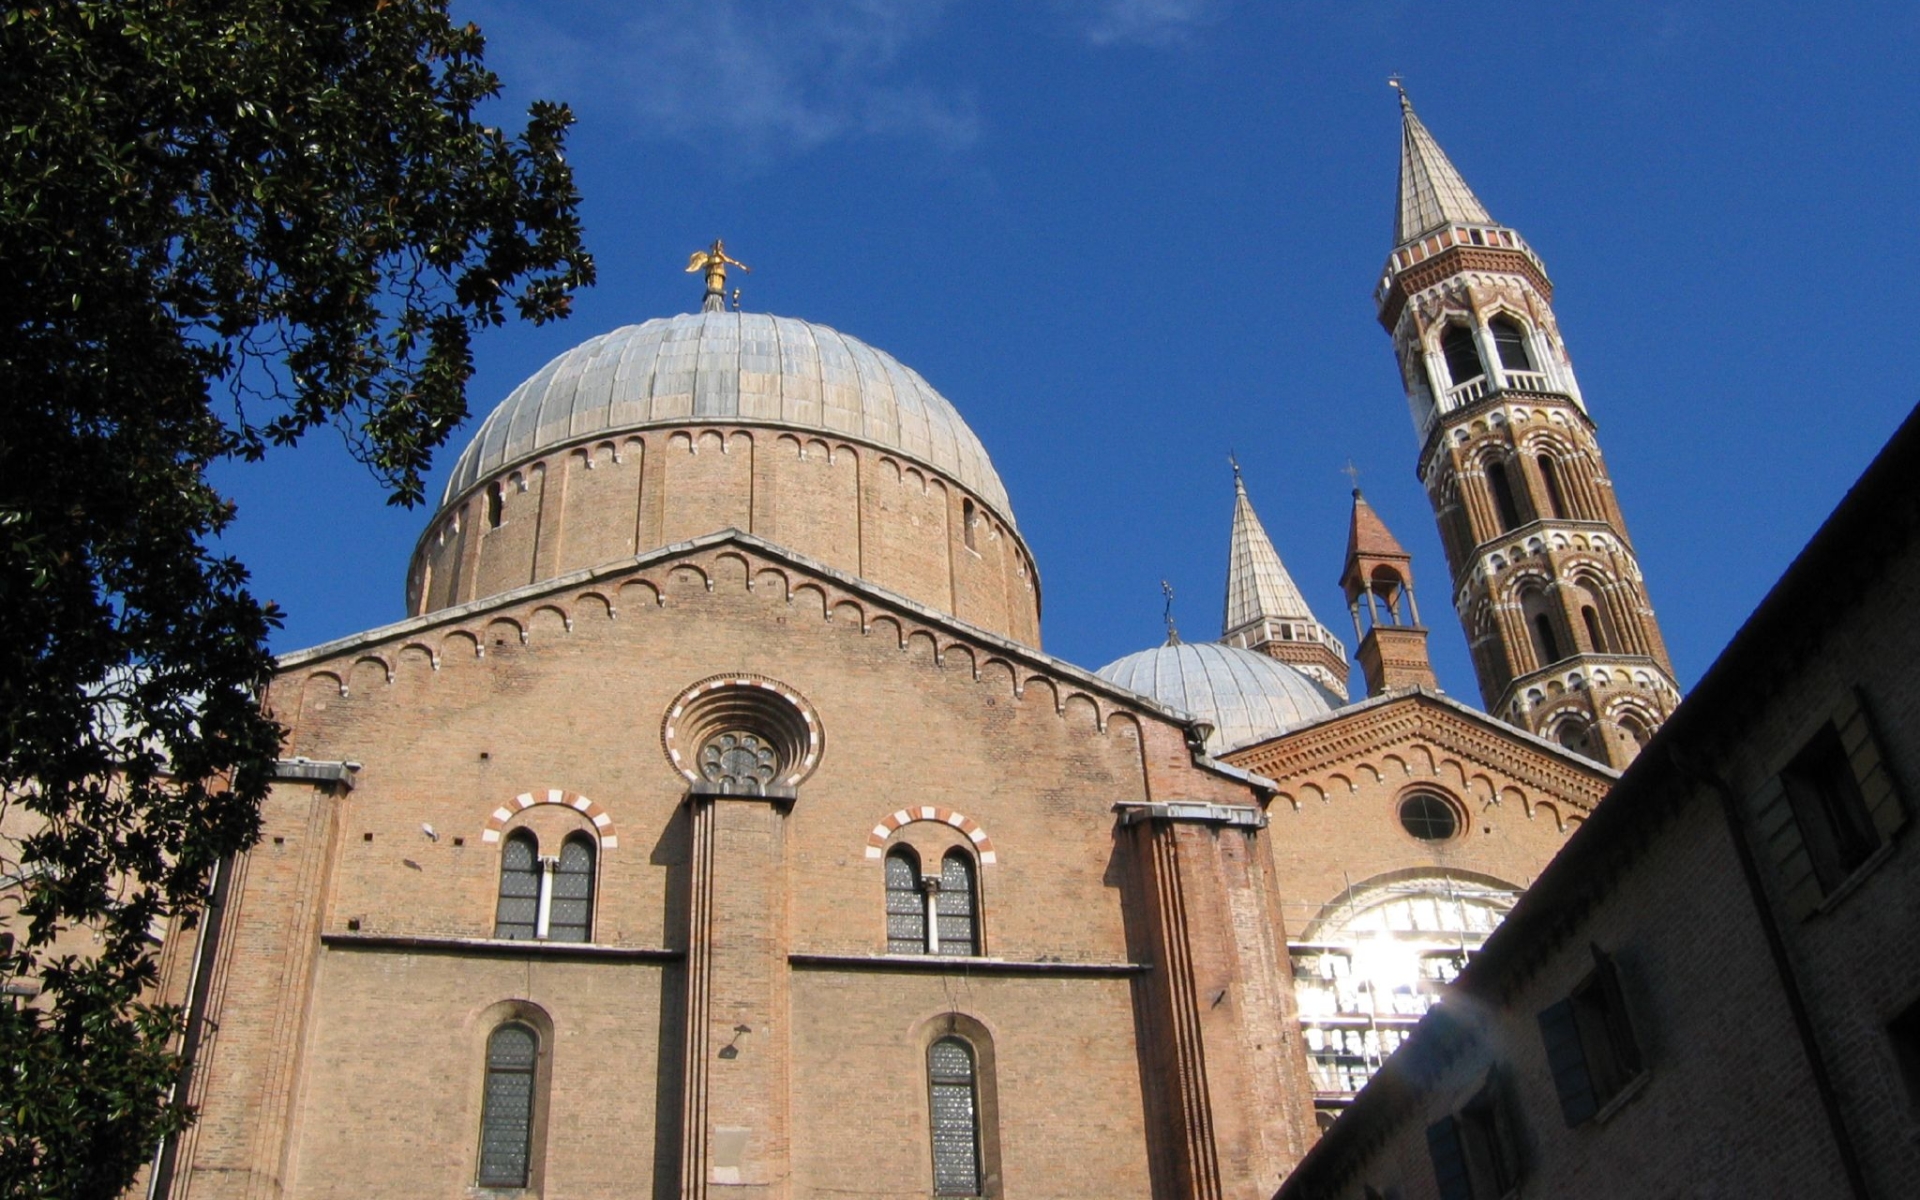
top-left (0, 2), bottom-right (592, 1192)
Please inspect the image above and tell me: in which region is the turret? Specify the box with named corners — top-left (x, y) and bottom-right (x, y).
top-left (1374, 87), bottom-right (1678, 766)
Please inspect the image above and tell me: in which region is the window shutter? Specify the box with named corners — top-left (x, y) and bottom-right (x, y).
top-left (1589, 944), bottom-right (1642, 1077)
top-left (1750, 776), bottom-right (1823, 919)
top-left (1537, 998), bottom-right (1597, 1126)
top-left (1835, 690), bottom-right (1906, 844)
top-left (1426, 1116), bottom-right (1473, 1200)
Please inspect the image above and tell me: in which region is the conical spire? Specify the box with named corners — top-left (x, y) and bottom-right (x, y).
top-left (1224, 467), bottom-right (1316, 637)
top-left (1220, 463), bottom-right (1350, 700)
top-left (1345, 488), bottom-right (1411, 567)
top-left (1393, 85), bottom-right (1493, 246)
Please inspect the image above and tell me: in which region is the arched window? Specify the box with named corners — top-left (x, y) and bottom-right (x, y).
top-left (1489, 315), bottom-right (1533, 372)
top-left (885, 847), bottom-right (927, 955)
top-left (478, 1023), bottom-right (538, 1188)
top-left (1581, 605), bottom-right (1609, 654)
top-left (1486, 461), bottom-right (1523, 531)
top-left (1555, 718), bottom-right (1598, 761)
top-left (494, 831), bottom-right (540, 940)
top-left (928, 1037), bottom-right (983, 1196)
top-left (937, 851), bottom-right (979, 957)
top-left (1619, 712), bottom-right (1654, 750)
top-left (548, 834), bottom-right (595, 943)
top-left (962, 498), bottom-right (978, 551)
top-left (1537, 454), bottom-right (1568, 519)
top-left (1532, 613), bottom-right (1562, 665)
top-left (495, 827), bottom-right (598, 943)
top-left (486, 481), bottom-right (504, 529)
top-left (1441, 324), bottom-right (1485, 388)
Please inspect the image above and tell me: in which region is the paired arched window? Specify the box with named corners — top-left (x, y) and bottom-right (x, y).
top-left (1440, 324), bottom-right (1485, 388)
top-left (884, 845), bottom-right (980, 956)
top-left (478, 1023), bottom-right (538, 1188)
top-left (1488, 315), bottom-right (1533, 372)
top-left (493, 829), bottom-right (596, 942)
top-left (929, 1037), bottom-right (983, 1196)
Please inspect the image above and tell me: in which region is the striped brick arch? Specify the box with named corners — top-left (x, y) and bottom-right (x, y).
top-left (481, 789), bottom-right (618, 850)
top-left (864, 807), bottom-right (997, 865)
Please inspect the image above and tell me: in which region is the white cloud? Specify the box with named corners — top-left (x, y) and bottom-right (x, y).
top-left (1066, 0), bottom-right (1229, 47)
top-left (462, 0), bottom-right (978, 167)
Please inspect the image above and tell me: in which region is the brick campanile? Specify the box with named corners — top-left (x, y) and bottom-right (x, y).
top-left (1373, 87), bottom-right (1679, 768)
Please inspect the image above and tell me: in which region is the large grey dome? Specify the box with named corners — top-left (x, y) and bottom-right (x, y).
top-left (1095, 641), bottom-right (1341, 753)
top-left (441, 311), bottom-right (1015, 523)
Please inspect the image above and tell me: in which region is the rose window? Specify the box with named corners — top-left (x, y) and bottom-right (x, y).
top-left (699, 731), bottom-right (779, 793)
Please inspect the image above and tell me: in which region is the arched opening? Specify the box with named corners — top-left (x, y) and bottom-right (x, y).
top-left (478, 1023), bottom-right (539, 1188)
top-left (928, 1037), bottom-right (984, 1196)
top-left (549, 834), bottom-right (595, 943)
top-left (1554, 716), bottom-right (1599, 762)
top-left (962, 498), bottom-right (978, 551)
top-left (1486, 461), bottom-right (1524, 531)
top-left (1537, 454), bottom-right (1568, 519)
top-left (493, 830), bottom-right (540, 940)
top-left (1519, 586), bottom-right (1562, 667)
top-left (885, 846), bottom-right (926, 955)
top-left (1441, 324), bottom-right (1485, 388)
top-left (1489, 315), bottom-right (1533, 372)
top-left (1619, 712), bottom-right (1655, 750)
top-left (486, 481), bottom-right (504, 529)
top-left (937, 850), bottom-right (979, 956)
top-left (1581, 605), bottom-right (1609, 654)
top-left (1533, 613), bottom-right (1562, 665)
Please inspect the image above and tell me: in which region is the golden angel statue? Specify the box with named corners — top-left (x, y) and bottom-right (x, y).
top-left (686, 239), bottom-right (750, 311)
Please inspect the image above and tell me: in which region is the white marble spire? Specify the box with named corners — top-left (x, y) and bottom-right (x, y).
top-left (1393, 86), bottom-right (1493, 246)
top-left (1223, 468), bottom-right (1315, 639)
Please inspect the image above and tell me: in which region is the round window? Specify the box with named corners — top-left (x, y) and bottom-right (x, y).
top-left (1398, 793), bottom-right (1459, 841)
top-left (699, 730), bottom-right (778, 792)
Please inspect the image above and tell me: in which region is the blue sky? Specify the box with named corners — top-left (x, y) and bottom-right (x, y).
top-left (212, 0), bottom-right (1920, 705)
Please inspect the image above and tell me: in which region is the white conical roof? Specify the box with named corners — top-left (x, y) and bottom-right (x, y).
top-left (1394, 90), bottom-right (1494, 246)
top-left (1223, 472), bottom-right (1317, 639)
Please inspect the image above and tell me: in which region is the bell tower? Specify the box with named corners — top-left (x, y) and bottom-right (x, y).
top-left (1373, 87), bottom-right (1678, 767)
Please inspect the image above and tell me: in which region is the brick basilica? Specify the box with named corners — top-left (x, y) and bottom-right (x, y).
top-left (145, 93), bottom-right (1676, 1199)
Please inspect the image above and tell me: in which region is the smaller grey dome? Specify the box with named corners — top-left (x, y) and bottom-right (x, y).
top-left (1095, 641), bottom-right (1341, 753)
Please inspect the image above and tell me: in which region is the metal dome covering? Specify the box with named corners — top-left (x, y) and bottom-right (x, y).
top-left (440, 311), bottom-right (1016, 524)
top-left (1095, 641), bottom-right (1342, 754)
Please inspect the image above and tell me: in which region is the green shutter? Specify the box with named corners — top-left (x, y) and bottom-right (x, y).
top-left (1751, 776), bottom-right (1824, 919)
top-left (1835, 690), bottom-right (1906, 844)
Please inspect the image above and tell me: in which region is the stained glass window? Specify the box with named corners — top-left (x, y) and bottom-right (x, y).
top-left (928, 1038), bottom-right (981, 1196)
top-left (478, 1023), bottom-right (537, 1187)
top-left (937, 852), bottom-right (977, 956)
top-left (886, 849), bottom-right (926, 954)
top-left (548, 835), bottom-right (595, 943)
top-left (493, 831), bottom-right (539, 939)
